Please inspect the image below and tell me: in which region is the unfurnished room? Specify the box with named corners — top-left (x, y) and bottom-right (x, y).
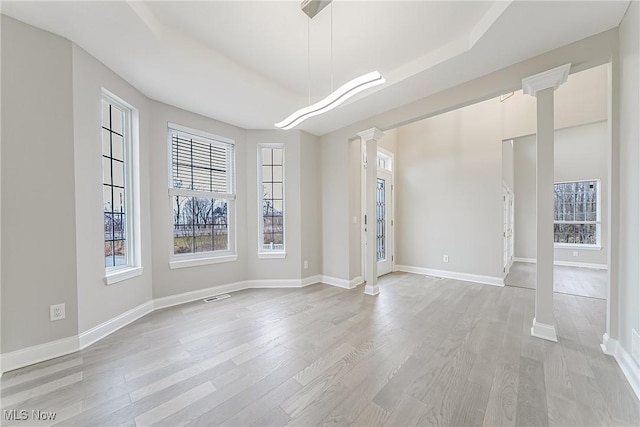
top-left (0, 1), bottom-right (639, 426)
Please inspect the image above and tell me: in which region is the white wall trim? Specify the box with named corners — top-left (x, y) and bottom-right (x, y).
top-left (513, 257), bottom-right (608, 270)
top-left (350, 276), bottom-right (364, 288)
top-left (1, 335), bottom-right (80, 375)
top-left (321, 275), bottom-right (354, 289)
top-left (153, 280), bottom-right (248, 311)
top-left (301, 275), bottom-right (323, 287)
top-left (394, 265), bottom-right (504, 287)
top-left (531, 317), bottom-right (558, 342)
top-left (78, 301), bottom-right (154, 350)
top-left (601, 334), bottom-right (640, 400)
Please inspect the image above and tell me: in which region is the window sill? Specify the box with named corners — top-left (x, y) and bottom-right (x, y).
top-left (554, 244), bottom-right (601, 251)
top-left (105, 266), bottom-right (144, 285)
top-left (257, 252), bottom-right (287, 259)
top-left (169, 254), bottom-right (237, 269)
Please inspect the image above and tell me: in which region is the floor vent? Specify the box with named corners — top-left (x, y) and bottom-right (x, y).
top-left (424, 275), bottom-right (443, 280)
top-left (203, 294), bottom-right (231, 303)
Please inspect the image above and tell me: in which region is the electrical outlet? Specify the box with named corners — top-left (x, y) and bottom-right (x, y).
top-left (443, 255), bottom-right (449, 263)
top-left (632, 329), bottom-right (640, 362)
top-left (572, 251), bottom-right (578, 257)
top-left (303, 260), bottom-right (309, 269)
top-left (50, 304), bottom-right (66, 321)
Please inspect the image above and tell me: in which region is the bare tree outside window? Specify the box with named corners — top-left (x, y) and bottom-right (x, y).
top-left (553, 180), bottom-right (599, 245)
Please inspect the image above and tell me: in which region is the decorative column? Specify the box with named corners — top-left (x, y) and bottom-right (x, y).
top-left (358, 128), bottom-right (385, 296)
top-left (522, 63), bottom-right (571, 342)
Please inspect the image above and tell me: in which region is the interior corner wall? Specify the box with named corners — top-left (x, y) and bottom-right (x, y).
top-left (1, 16), bottom-right (79, 351)
top-left (149, 101), bottom-right (248, 299)
top-left (513, 122), bottom-right (610, 265)
top-left (320, 131), bottom-right (351, 281)
top-left (300, 132), bottom-right (323, 278)
top-left (245, 130), bottom-right (302, 281)
top-left (395, 97), bottom-right (504, 279)
top-left (72, 44), bottom-right (153, 334)
top-left (617, 0), bottom-right (640, 362)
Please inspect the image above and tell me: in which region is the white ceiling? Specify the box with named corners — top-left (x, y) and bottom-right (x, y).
top-left (1, 1), bottom-right (630, 136)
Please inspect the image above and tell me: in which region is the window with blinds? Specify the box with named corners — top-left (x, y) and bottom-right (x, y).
top-left (168, 124), bottom-right (236, 258)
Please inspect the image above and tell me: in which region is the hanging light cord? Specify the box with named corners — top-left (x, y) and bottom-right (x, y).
top-left (330, 2), bottom-right (334, 92)
top-left (308, 17), bottom-right (311, 106)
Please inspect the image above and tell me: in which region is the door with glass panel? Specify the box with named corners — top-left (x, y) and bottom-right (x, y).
top-left (376, 168), bottom-right (393, 276)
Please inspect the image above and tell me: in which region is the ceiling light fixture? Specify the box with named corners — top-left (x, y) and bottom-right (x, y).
top-left (275, 0), bottom-right (385, 130)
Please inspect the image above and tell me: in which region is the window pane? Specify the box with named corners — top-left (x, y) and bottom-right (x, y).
top-left (554, 223), bottom-right (597, 245)
top-left (273, 183), bottom-right (283, 199)
top-left (262, 148), bottom-right (272, 164)
top-left (102, 100), bottom-right (110, 128)
top-left (272, 148), bottom-right (283, 165)
top-left (173, 196), bottom-right (228, 254)
top-left (105, 241), bottom-right (114, 267)
top-left (102, 157), bottom-right (111, 184)
top-left (111, 106), bottom-right (124, 135)
top-left (273, 166), bottom-right (283, 182)
top-left (113, 240), bottom-right (126, 266)
top-left (102, 129), bottom-right (111, 156)
top-left (113, 187), bottom-right (125, 213)
top-left (262, 166), bottom-right (272, 182)
top-left (112, 160), bottom-right (125, 187)
top-left (103, 185), bottom-right (112, 212)
top-left (112, 134), bottom-right (124, 161)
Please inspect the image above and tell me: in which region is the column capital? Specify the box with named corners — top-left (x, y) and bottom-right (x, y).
top-left (522, 63), bottom-right (571, 96)
top-left (357, 127), bottom-right (385, 142)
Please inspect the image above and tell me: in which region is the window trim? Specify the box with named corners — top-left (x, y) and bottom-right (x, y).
top-left (102, 89), bottom-right (141, 284)
top-left (257, 143), bottom-right (286, 258)
top-left (167, 123), bottom-right (237, 264)
top-left (553, 178), bottom-right (601, 249)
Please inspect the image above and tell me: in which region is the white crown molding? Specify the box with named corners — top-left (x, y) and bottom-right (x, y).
top-left (357, 127), bottom-right (385, 142)
top-left (531, 317), bottom-right (558, 342)
top-left (522, 63), bottom-right (571, 96)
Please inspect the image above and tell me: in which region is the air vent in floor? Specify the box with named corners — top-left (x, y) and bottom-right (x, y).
top-left (203, 294), bottom-right (231, 303)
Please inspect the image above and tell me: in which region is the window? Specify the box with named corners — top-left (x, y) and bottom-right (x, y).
top-left (102, 90), bottom-right (141, 282)
top-left (258, 144), bottom-right (285, 256)
top-left (553, 180), bottom-right (600, 247)
top-left (168, 124), bottom-right (236, 267)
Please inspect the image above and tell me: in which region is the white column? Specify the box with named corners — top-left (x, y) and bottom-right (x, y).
top-left (358, 128), bottom-right (385, 296)
top-left (522, 63), bottom-right (571, 342)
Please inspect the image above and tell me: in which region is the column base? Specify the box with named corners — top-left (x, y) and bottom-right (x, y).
top-left (364, 284), bottom-right (379, 296)
top-left (600, 333), bottom-right (618, 355)
top-left (531, 317), bottom-right (558, 342)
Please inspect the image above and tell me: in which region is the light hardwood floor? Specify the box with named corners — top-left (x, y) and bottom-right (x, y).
top-left (505, 261), bottom-right (608, 300)
top-left (1, 272), bottom-right (638, 426)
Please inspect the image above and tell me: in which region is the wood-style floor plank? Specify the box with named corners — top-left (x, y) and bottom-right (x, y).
top-left (1, 271), bottom-right (637, 427)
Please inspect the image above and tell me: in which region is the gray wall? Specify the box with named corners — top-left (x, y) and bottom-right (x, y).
top-left (72, 44), bottom-right (153, 333)
top-left (300, 132), bottom-right (323, 278)
top-left (395, 98), bottom-right (504, 278)
top-left (617, 0), bottom-right (640, 364)
top-left (1, 16), bottom-right (79, 351)
top-left (513, 122), bottom-right (609, 265)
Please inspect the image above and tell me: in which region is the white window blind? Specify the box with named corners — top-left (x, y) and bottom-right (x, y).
top-left (169, 126), bottom-right (235, 197)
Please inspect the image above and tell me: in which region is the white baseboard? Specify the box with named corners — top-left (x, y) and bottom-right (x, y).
top-left (321, 275), bottom-right (353, 289)
top-left (153, 280), bottom-right (248, 310)
top-left (394, 265), bottom-right (504, 287)
top-left (531, 317), bottom-right (558, 342)
top-left (301, 275), bottom-right (323, 287)
top-left (1, 335), bottom-right (79, 375)
top-left (78, 301), bottom-right (154, 350)
top-left (350, 276), bottom-right (364, 288)
top-left (513, 257), bottom-right (608, 270)
top-left (601, 333), bottom-right (640, 400)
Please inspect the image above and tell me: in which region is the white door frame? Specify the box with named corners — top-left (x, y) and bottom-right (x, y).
top-left (361, 143), bottom-right (395, 281)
